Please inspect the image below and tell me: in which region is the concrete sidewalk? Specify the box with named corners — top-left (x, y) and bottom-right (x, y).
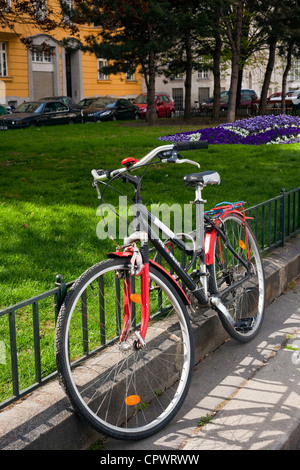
top-left (105, 275), bottom-right (300, 452)
top-left (0, 235), bottom-right (299, 450)
top-left (182, 291), bottom-right (300, 451)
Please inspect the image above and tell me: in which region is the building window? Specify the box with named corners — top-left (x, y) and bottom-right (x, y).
top-left (33, 0), bottom-right (47, 20)
top-left (126, 69), bottom-right (135, 81)
top-left (62, 0), bottom-right (74, 22)
top-left (198, 69), bottom-right (209, 79)
top-left (170, 73), bottom-right (184, 80)
top-left (288, 59), bottom-right (300, 82)
top-left (198, 56), bottom-right (210, 79)
top-left (172, 88), bottom-right (183, 111)
top-left (98, 58), bottom-right (108, 80)
top-left (198, 87), bottom-right (210, 103)
top-left (32, 48), bottom-right (52, 63)
top-left (0, 43), bottom-right (7, 77)
top-left (3, 0), bottom-right (12, 11)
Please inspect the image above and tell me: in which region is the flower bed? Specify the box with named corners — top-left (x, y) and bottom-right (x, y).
top-left (159, 114), bottom-right (300, 145)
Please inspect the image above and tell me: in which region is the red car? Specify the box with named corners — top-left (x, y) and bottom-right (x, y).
top-left (133, 92), bottom-right (176, 118)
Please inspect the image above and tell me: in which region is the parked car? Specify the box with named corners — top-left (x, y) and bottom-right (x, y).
top-left (82, 97), bottom-right (140, 122)
top-left (289, 89), bottom-right (300, 107)
top-left (266, 91), bottom-right (295, 108)
top-left (77, 97), bottom-right (104, 108)
top-left (0, 100), bottom-right (82, 129)
top-left (267, 92), bottom-right (282, 101)
top-left (201, 97), bottom-right (214, 109)
top-left (241, 89), bottom-right (258, 100)
top-left (40, 96), bottom-right (81, 111)
top-left (202, 93), bottom-right (254, 110)
top-left (133, 92), bottom-right (175, 118)
top-left (218, 89), bottom-right (258, 100)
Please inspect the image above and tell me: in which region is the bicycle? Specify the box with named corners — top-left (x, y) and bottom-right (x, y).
top-left (247, 100), bottom-right (259, 117)
top-left (55, 141), bottom-right (265, 441)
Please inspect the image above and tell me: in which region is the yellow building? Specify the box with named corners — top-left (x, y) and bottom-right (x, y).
top-left (0, 0), bottom-right (142, 108)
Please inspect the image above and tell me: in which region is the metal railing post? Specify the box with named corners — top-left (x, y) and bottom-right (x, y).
top-left (280, 188), bottom-right (286, 247)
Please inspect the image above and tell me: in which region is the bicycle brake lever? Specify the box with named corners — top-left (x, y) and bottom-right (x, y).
top-left (175, 159), bottom-right (200, 168)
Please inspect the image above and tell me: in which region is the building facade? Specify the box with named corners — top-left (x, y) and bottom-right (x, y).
top-left (152, 54), bottom-right (300, 110)
top-left (0, 1), bottom-right (142, 108)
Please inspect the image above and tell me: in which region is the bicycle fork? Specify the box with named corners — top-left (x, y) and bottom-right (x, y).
top-left (117, 231), bottom-right (150, 349)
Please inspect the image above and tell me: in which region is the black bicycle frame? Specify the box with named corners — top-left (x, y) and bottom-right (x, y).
top-left (121, 172), bottom-right (252, 306)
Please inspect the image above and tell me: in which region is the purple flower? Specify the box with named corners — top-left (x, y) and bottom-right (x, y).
top-left (158, 115), bottom-right (300, 145)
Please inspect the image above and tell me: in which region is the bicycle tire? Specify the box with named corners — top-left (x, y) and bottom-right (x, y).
top-left (207, 213), bottom-right (265, 342)
top-left (55, 258), bottom-right (194, 441)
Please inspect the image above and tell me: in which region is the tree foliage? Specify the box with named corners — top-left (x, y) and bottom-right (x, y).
top-left (0, 0), bottom-right (78, 48)
top-left (72, 0), bottom-right (177, 124)
top-left (2, 0), bottom-right (300, 122)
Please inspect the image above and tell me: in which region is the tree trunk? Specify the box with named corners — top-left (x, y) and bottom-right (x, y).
top-left (281, 41), bottom-right (294, 114)
top-left (146, 24), bottom-right (157, 125)
top-left (236, 67), bottom-right (244, 107)
top-left (227, 53), bottom-right (240, 122)
top-left (259, 38), bottom-right (277, 115)
top-left (184, 31), bottom-right (193, 119)
top-left (212, 27), bottom-right (222, 121)
top-left (222, 0), bottom-right (243, 123)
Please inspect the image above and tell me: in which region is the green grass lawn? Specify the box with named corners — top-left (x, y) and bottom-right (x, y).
top-left (0, 118), bottom-right (299, 403)
top-left (1, 119), bottom-right (300, 307)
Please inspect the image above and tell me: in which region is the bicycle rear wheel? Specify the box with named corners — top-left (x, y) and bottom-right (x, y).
top-left (208, 213), bottom-right (265, 342)
top-left (55, 258), bottom-right (194, 441)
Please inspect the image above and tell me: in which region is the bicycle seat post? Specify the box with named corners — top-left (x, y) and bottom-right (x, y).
top-left (192, 183), bottom-right (206, 254)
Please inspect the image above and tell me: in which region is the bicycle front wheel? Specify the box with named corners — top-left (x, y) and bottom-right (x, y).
top-left (208, 213), bottom-right (265, 342)
top-left (55, 258), bottom-right (194, 441)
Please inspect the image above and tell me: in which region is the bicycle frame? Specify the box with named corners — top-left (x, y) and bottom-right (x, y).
top-left (106, 177), bottom-right (253, 345)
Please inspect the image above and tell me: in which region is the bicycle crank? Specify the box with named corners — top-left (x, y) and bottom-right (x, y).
top-left (210, 296), bottom-right (235, 327)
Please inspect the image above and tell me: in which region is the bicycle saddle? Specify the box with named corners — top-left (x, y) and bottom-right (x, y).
top-left (183, 170), bottom-right (220, 187)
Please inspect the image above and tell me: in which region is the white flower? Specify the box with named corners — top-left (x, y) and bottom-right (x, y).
top-left (189, 133), bottom-right (201, 141)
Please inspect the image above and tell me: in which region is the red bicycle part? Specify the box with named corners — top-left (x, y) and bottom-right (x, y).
top-left (205, 208), bottom-right (251, 265)
top-left (119, 273), bottom-right (132, 343)
top-left (121, 157), bottom-right (139, 168)
top-left (108, 252), bottom-right (190, 305)
top-left (118, 258), bottom-right (149, 345)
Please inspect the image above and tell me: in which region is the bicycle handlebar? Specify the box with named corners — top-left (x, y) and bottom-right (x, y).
top-left (175, 141), bottom-right (208, 151)
top-left (91, 141), bottom-right (208, 182)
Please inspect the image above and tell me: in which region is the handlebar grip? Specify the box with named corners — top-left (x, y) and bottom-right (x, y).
top-left (175, 141), bottom-right (208, 151)
top-left (92, 169), bottom-right (115, 180)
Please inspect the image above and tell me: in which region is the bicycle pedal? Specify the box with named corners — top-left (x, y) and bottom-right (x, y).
top-left (235, 317), bottom-right (254, 331)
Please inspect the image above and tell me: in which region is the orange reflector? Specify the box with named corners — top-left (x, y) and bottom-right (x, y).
top-left (130, 293), bottom-right (142, 304)
top-left (239, 240), bottom-right (246, 250)
top-left (125, 395), bottom-right (141, 406)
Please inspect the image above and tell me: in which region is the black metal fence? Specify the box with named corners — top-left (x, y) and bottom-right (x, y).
top-left (0, 186), bottom-right (299, 410)
top-left (184, 106), bottom-right (300, 119)
top-left (246, 187), bottom-right (300, 251)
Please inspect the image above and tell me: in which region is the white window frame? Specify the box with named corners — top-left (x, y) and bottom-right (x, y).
top-left (126, 70), bottom-right (135, 81)
top-left (33, 0), bottom-right (47, 20)
top-left (98, 58), bottom-right (109, 80)
top-left (198, 56), bottom-right (210, 80)
top-left (198, 69), bottom-right (209, 79)
top-left (62, 0), bottom-right (74, 22)
top-left (171, 73), bottom-right (184, 80)
top-left (3, 0), bottom-right (12, 11)
top-left (0, 43), bottom-right (8, 77)
top-left (32, 48), bottom-right (52, 63)
top-left (288, 59), bottom-right (300, 82)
